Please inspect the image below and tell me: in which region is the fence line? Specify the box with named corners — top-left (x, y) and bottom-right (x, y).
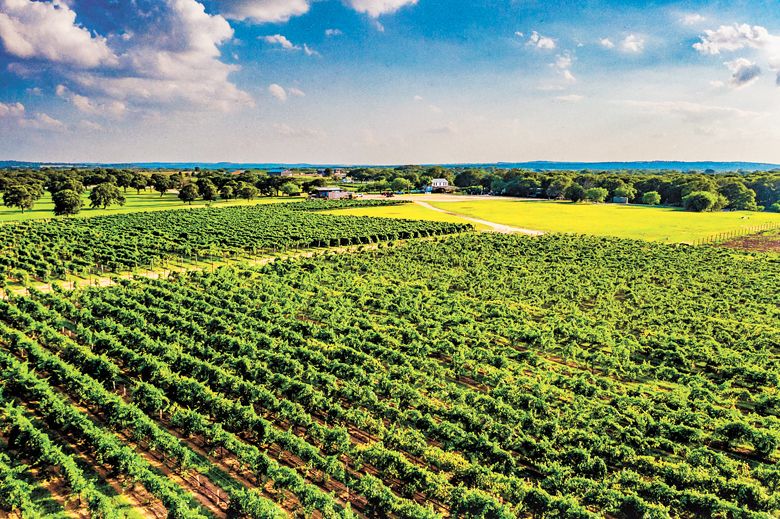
top-left (694, 222), bottom-right (780, 246)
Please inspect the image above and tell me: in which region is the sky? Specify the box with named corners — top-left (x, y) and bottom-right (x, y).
top-left (1, 0), bottom-right (780, 164)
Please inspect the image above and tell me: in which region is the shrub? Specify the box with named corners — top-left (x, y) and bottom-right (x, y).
top-left (642, 191), bottom-right (661, 205)
top-left (584, 187), bottom-right (609, 203)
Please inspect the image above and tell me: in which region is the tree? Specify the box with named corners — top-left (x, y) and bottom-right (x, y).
top-left (150, 174), bottom-right (172, 197)
top-left (2, 185), bottom-right (39, 213)
top-left (546, 178), bottom-right (572, 199)
top-left (280, 183), bottom-right (301, 197)
top-left (130, 174), bottom-right (148, 194)
top-left (683, 191), bottom-right (720, 212)
top-left (220, 185), bottom-right (235, 200)
top-left (391, 177), bottom-right (413, 193)
top-left (237, 182), bottom-right (259, 200)
top-left (642, 191), bottom-right (661, 205)
top-left (52, 189), bottom-right (83, 216)
top-left (718, 181), bottom-right (759, 211)
top-left (89, 182), bottom-right (126, 209)
top-left (564, 183), bottom-right (586, 202)
top-left (178, 184), bottom-right (199, 205)
top-left (584, 187), bottom-right (609, 203)
top-left (197, 179), bottom-right (218, 201)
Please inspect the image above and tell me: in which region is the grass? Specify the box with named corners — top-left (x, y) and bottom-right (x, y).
top-left (0, 191), bottom-right (301, 223)
top-left (427, 199), bottom-right (780, 242)
top-left (319, 203), bottom-right (492, 231)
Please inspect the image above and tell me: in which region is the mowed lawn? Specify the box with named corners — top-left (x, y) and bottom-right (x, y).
top-left (429, 199), bottom-right (780, 242)
top-left (320, 203), bottom-right (492, 231)
top-left (0, 191), bottom-right (300, 223)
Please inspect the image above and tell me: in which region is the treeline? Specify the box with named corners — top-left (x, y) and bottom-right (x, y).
top-left (0, 168), bottom-right (323, 216)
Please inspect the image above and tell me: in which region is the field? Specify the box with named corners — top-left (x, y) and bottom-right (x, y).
top-left (0, 191), bottom-right (299, 223)
top-left (0, 200), bottom-right (778, 519)
top-left (428, 200), bottom-right (780, 242)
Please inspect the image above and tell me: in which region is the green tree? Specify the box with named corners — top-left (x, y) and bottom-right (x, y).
top-left (196, 179), bottom-right (218, 201)
top-left (280, 183), bottom-right (301, 197)
top-left (2, 185), bottom-right (39, 213)
top-left (89, 183), bottom-right (126, 209)
top-left (391, 177), bottom-right (414, 193)
top-left (564, 183), bottom-right (586, 202)
top-left (584, 187), bottom-right (609, 203)
top-left (178, 184), bottom-right (199, 205)
top-left (130, 174), bottom-right (148, 194)
top-left (52, 189), bottom-right (83, 216)
top-left (642, 191), bottom-right (662, 205)
top-left (683, 191), bottom-right (719, 212)
top-left (546, 178), bottom-right (572, 199)
top-left (718, 181), bottom-right (759, 211)
top-left (150, 174), bottom-right (172, 197)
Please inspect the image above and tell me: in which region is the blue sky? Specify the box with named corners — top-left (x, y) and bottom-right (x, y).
top-left (1, 0), bottom-right (779, 163)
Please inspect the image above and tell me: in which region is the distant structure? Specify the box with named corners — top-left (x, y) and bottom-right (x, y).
top-left (430, 178), bottom-right (453, 193)
top-left (310, 186), bottom-right (354, 200)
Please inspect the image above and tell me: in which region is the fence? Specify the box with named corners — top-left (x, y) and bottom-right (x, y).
top-left (694, 222), bottom-right (780, 246)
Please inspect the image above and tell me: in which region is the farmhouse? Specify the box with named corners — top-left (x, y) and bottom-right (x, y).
top-left (310, 186), bottom-right (354, 200)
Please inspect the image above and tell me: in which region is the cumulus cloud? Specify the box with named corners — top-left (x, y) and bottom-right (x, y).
top-left (64, 0), bottom-right (253, 112)
top-left (599, 38), bottom-right (615, 49)
top-left (553, 53), bottom-right (575, 82)
top-left (694, 23), bottom-right (780, 87)
top-left (680, 13), bottom-right (705, 26)
top-left (268, 83), bottom-right (287, 102)
top-left (345, 0), bottom-right (418, 18)
top-left (725, 58), bottom-right (761, 87)
top-left (56, 84), bottom-right (127, 118)
top-left (0, 0), bottom-right (117, 68)
top-left (526, 31), bottom-right (556, 50)
top-left (620, 34), bottom-right (645, 53)
top-left (218, 0), bottom-right (310, 23)
top-left (262, 34), bottom-right (297, 50)
top-left (0, 100), bottom-right (64, 130)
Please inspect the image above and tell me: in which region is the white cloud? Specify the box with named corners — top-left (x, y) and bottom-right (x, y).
top-left (268, 83), bottom-right (287, 102)
top-left (725, 58), bottom-right (762, 87)
top-left (0, 0), bottom-right (117, 68)
top-left (0, 100), bottom-right (63, 130)
top-left (694, 24), bottom-right (780, 87)
top-left (693, 24), bottom-right (776, 55)
top-left (346, 0), bottom-right (418, 18)
top-left (56, 84), bottom-right (127, 118)
top-left (0, 101), bottom-right (25, 118)
top-left (599, 38), bottom-right (615, 49)
top-left (620, 34), bottom-right (645, 53)
top-left (64, 0), bottom-right (253, 112)
top-left (527, 31), bottom-right (556, 50)
top-left (262, 34), bottom-right (298, 50)
top-left (325, 29), bottom-right (343, 37)
top-left (680, 13), bottom-right (705, 26)
top-left (553, 52), bottom-right (576, 82)
top-left (555, 94), bottom-right (584, 102)
top-left (288, 87), bottom-right (305, 97)
top-left (218, 0), bottom-right (310, 23)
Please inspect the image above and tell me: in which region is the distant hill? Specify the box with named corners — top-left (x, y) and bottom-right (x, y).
top-left (1, 160), bottom-right (778, 172)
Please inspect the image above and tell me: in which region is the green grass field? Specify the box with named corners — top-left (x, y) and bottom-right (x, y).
top-left (0, 191), bottom-right (300, 223)
top-left (320, 202), bottom-right (492, 231)
top-left (428, 200), bottom-right (780, 242)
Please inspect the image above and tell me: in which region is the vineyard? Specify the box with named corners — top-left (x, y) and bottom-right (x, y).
top-left (1, 230), bottom-right (778, 518)
top-left (0, 200), bottom-right (468, 284)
